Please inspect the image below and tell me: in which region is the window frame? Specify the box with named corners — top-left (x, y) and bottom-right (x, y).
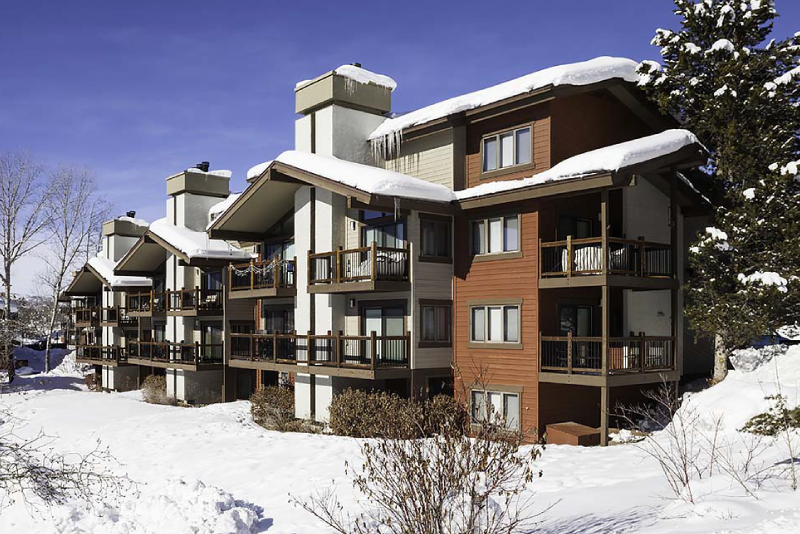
top-left (470, 213), bottom-right (522, 261)
top-left (419, 299), bottom-right (452, 348)
top-left (470, 386), bottom-right (522, 431)
top-left (479, 123), bottom-right (535, 179)
top-left (419, 214), bottom-right (452, 263)
top-left (468, 299), bottom-right (523, 349)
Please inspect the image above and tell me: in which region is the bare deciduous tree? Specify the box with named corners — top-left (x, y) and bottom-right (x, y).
top-left (38, 166), bottom-right (110, 372)
top-left (0, 150), bottom-right (51, 383)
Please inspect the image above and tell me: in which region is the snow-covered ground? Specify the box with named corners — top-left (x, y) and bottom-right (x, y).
top-left (1, 347), bottom-right (800, 533)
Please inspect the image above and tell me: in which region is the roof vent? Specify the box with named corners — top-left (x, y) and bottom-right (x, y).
top-left (126, 210), bottom-right (136, 218)
top-left (195, 161), bottom-right (210, 172)
top-left (350, 62), bottom-right (362, 68)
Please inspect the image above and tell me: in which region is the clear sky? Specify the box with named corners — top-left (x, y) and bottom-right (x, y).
top-left (1, 0), bottom-right (798, 295)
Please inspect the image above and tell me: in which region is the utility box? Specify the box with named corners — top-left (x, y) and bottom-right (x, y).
top-left (546, 422), bottom-right (601, 446)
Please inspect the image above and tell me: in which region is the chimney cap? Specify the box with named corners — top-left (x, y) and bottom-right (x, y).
top-left (350, 62), bottom-right (362, 68)
top-left (195, 161), bottom-right (210, 172)
top-left (126, 210), bottom-right (136, 218)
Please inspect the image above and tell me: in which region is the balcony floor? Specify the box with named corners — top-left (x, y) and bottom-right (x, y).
top-left (539, 274), bottom-right (677, 290)
top-left (228, 358), bottom-right (412, 380)
top-left (539, 369), bottom-right (680, 387)
top-left (126, 358), bottom-right (224, 372)
top-left (229, 287), bottom-right (296, 300)
top-left (308, 280), bottom-right (410, 294)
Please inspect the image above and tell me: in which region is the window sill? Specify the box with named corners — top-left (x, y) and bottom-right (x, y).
top-left (418, 341), bottom-right (452, 349)
top-left (419, 255), bottom-right (452, 264)
top-left (467, 342), bottom-right (524, 350)
top-left (472, 250), bottom-right (523, 263)
top-left (480, 162), bottom-right (536, 181)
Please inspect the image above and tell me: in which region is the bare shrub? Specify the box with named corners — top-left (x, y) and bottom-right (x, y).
top-left (141, 375), bottom-right (176, 406)
top-left (295, 396), bottom-right (545, 534)
top-left (328, 389), bottom-right (412, 438)
top-left (0, 406), bottom-right (132, 510)
top-left (250, 386), bottom-right (296, 431)
top-left (617, 381), bottom-right (781, 502)
top-left (84, 372), bottom-right (101, 392)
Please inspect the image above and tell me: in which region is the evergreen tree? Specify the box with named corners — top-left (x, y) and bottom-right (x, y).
top-left (637, 0), bottom-right (800, 380)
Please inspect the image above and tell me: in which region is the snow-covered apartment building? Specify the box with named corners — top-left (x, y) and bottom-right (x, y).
top-left (65, 57), bottom-right (712, 445)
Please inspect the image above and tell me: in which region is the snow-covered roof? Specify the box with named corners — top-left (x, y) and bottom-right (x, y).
top-left (87, 255), bottom-right (151, 288)
top-left (295, 64), bottom-right (397, 91)
top-left (116, 215), bottom-right (149, 228)
top-left (171, 169), bottom-right (232, 180)
top-left (275, 150), bottom-right (456, 203)
top-left (149, 218), bottom-right (253, 260)
top-left (246, 160), bottom-right (272, 181)
top-left (456, 129), bottom-right (700, 201)
top-left (207, 193), bottom-right (242, 230)
top-left (368, 57), bottom-right (639, 142)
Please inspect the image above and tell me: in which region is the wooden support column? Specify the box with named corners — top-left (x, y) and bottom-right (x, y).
top-left (601, 189), bottom-right (610, 378)
top-left (669, 173), bottom-right (681, 376)
top-left (601, 190), bottom-right (609, 275)
top-left (600, 385), bottom-right (610, 447)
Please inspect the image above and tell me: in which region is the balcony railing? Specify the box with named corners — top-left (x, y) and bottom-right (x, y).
top-left (309, 243), bottom-right (409, 287)
top-left (76, 344), bottom-right (127, 364)
top-left (230, 330), bottom-right (410, 370)
top-left (126, 291), bottom-right (167, 315)
top-left (539, 332), bottom-right (674, 375)
top-left (229, 257), bottom-right (296, 293)
top-left (128, 340), bottom-right (223, 366)
top-left (100, 306), bottom-right (137, 327)
top-left (75, 308), bottom-right (99, 326)
top-left (539, 236), bottom-right (673, 278)
top-left (166, 288), bottom-right (223, 314)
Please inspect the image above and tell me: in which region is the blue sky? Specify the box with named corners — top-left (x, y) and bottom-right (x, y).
top-left (1, 0), bottom-right (798, 295)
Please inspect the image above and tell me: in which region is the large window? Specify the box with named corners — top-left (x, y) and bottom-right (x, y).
top-left (559, 304), bottom-right (593, 337)
top-left (421, 302), bottom-right (451, 345)
top-left (471, 215), bottom-right (519, 256)
top-left (263, 239), bottom-right (295, 261)
top-left (420, 216), bottom-right (451, 260)
top-left (471, 390), bottom-right (520, 430)
top-left (361, 211), bottom-right (406, 249)
top-left (262, 306), bottom-right (294, 334)
top-left (482, 126), bottom-right (532, 173)
top-left (470, 304), bottom-right (520, 344)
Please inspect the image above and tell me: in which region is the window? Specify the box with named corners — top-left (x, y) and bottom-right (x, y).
top-left (262, 306), bottom-right (294, 334)
top-left (361, 212), bottom-right (406, 249)
top-left (481, 126), bottom-right (532, 173)
top-left (421, 302), bottom-right (451, 345)
top-left (471, 390), bottom-right (520, 429)
top-left (470, 304), bottom-right (520, 344)
top-left (471, 215), bottom-right (520, 255)
top-left (263, 240), bottom-right (295, 261)
top-left (420, 216), bottom-right (451, 260)
top-left (558, 216), bottom-right (592, 240)
top-left (559, 304), bottom-right (593, 337)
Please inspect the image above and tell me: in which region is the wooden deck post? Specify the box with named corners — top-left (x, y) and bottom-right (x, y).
top-left (272, 332), bottom-right (277, 363)
top-left (336, 331), bottom-right (343, 368)
top-left (249, 258), bottom-right (255, 291)
top-left (370, 241), bottom-right (377, 282)
top-left (601, 189), bottom-right (609, 275)
top-left (640, 332), bottom-right (646, 372)
top-left (335, 247), bottom-right (342, 284)
top-left (601, 284), bottom-right (609, 376)
top-left (273, 256), bottom-right (280, 289)
top-left (194, 341), bottom-right (199, 366)
top-left (307, 330), bottom-right (314, 364)
top-left (537, 238), bottom-right (543, 278)
top-left (567, 331), bottom-right (573, 374)
top-left (600, 385), bottom-right (610, 446)
top-left (566, 235), bottom-right (573, 277)
top-left (370, 330), bottom-right (377, 370)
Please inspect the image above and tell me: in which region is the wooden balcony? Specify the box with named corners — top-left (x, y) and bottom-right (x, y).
top-left (126, 291), bottom-right (167, 317)
top-left (127, 340), bottom-right (224, 371)
top-left (228, 257), bottom-right (296, 299)
top-left (100, 306), bottom-right (138, 328)
top-left (538, 332), bottom-right (677, 386)
top-left (229, 330), bottom-right (411, 379)
top-left (538, 236), bottom-right (676, 289)
top-left (76, 345), bottom-right (129, 366)
top-left (75, 308), bottom-right (99, 328)
top-left (308, 243), bottom-right (410, 293)
top-left (166, 288), bottom-right (223, 316)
